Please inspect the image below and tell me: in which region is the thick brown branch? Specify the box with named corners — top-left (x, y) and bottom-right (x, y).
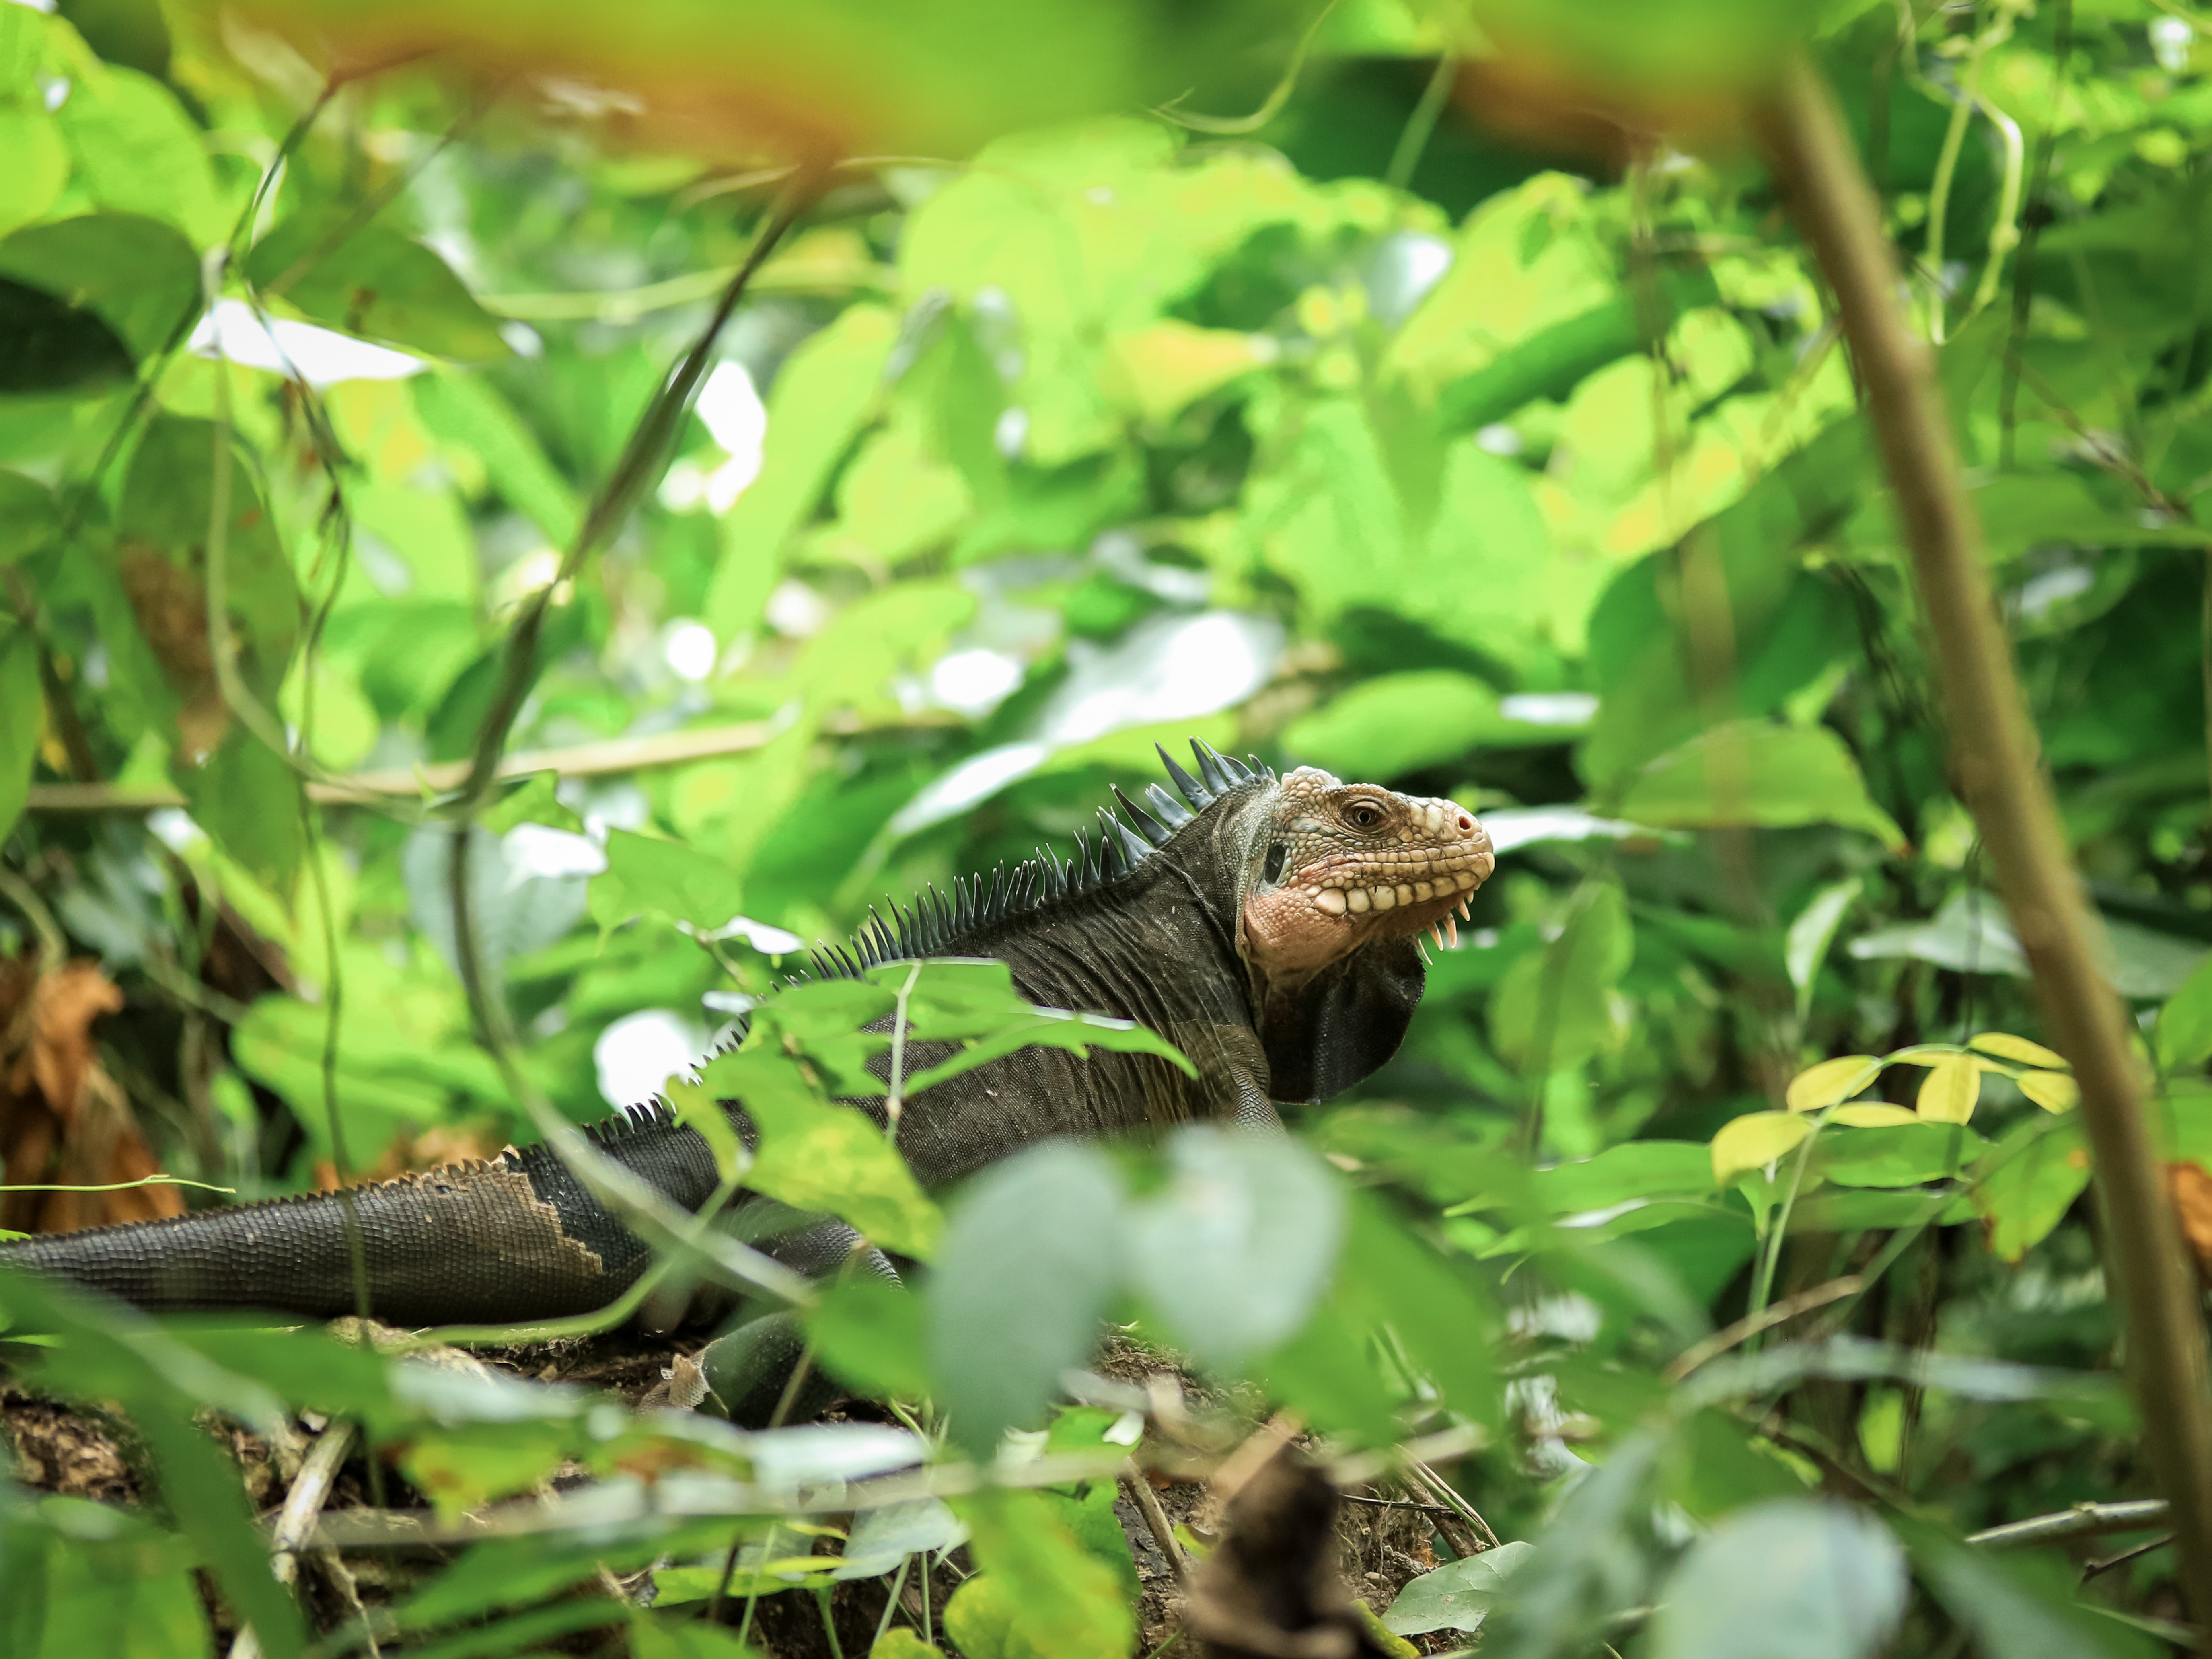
top-left (1754, 51), bottom-right (2212, 1628)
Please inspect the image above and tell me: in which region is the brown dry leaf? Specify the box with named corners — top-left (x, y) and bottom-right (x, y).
top-left (0, 954), bottom-right (185, 1235)
top-left (117, 541), bottom-right (229, 755)
top-left (1184, 1425), bottom-right (1392, 1659)
top-left (315, 1122), bottom-right (504, 1191)
top-left (2170, 1162), bottom-right (2212, 1280)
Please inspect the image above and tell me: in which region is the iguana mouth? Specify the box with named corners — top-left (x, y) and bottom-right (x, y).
top-left (1240, 768), bottom-right (1495, 975)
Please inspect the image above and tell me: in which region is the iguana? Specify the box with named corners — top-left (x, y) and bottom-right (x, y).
top-left (0, 742), bottom-right (1492, 1333)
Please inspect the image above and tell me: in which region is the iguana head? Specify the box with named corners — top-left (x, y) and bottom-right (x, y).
top-left (1227, 761), bottom-right (1495, 1103)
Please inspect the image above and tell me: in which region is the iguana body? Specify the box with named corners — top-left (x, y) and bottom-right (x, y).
top-left (0, 743), bottom-right (1492, 1328)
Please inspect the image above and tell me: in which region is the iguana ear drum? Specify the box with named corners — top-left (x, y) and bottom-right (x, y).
top-left (1262, 841), bottom-right (1287, 884)
top-left (1257, 933), bottom-right (1425, 1104)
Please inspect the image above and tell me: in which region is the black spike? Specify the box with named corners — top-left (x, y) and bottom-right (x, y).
top-left (1192, 739), bottom-right (1235, 792)
top-left (1100, 806), bottom-right (1151, 867)
top-left (1157, 742), bottom-right (1213, 809)
top-left (1113, 786), bottom-right (1172, 846)
top-left (1145, 782), bottom-right (1194, 828)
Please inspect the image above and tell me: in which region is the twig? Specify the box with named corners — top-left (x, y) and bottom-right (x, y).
top-left (454, 175), bottom-right (818, 814)
top-left (23, 710), bottom-right (936, 812)
top-left (1120, 1465), bottom-right (1191, 1586)
top-left (1665, 1275), bottom-right (1863, 1381)
top-left (1336, 1493), bottom-right (1459, 1517)
top-left (1755, 50), bottom-right (2212, 1621)
top-left (1967, 1500), bottom-right (2172, 1548)
top-left (230, 1422), bottom-right (357, 1659)
top-left (1400, 1459), bottom-right (1497, 1554)
top-left (2087, 1533), bottom-right (2176, 1580)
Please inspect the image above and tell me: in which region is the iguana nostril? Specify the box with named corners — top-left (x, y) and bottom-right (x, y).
top-left (1455, 813), bottom-right (1475, 833)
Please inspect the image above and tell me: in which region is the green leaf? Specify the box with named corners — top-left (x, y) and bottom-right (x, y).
top-left (0, 107), bottom-right (67, 238)
top-left (923, 1140), bottom-right (1125, 1458)
top-left (0, 275), bottom-right (133, 394)
top-left (1974, 1118), bottom-right (2091, 1264)
top-left (1784, 1055), bottom-right (1881, 1113)
top-left (833, 1498), bottom-right (967, 1581)
top-left (872, 1633), bottom-right (945, 1659)
top-left (596, 828), bottom-right (747, 932)
top-left (1967, 1032), bottom-right (2068, 1070)
top-left (1329, 1192), bottom-right (1497, 1429)
top-left (1711, 1111), bottom-right (1814, 1187)
top-left (412, 372), bottom-right (581, 547)
top-left (949, 1489), bottom-right (1136, 1659)
top-left (245, 212), bottom-right (509, 360)
top-left (1785, 878), bottom-right (1860, 1022)
top-left (1252, 1296), bottom-right (1404, 1446)
top-left (1915, 1054), bottom-right (1981, 1124)
top-left (632, 1614), bottom-right (768, 1659)
top-left (1529, 1141), bottom-right (1713, 1215)
top-left (804, 1273), bottom-right (931, 1401)
top-left (1616, 720), bottom-right (1905, 849)
top-left (0, 619), bottom-right (39, 847)
top-left (1283, 670), bottom-right (1499, 780)
top-left (1647, 1499), bottom-right (1907, 1659)
top-left (0, 213), bottom-right (201, 360)
top-left (1124, 1127), bottom-right (1342, 1369)
top-left (53, 66), bottom-right (222, 245)
top-left (705, 304), bottom-right (896, 641)
top-left (1490, 883), bottom-right (1632, 1075)
top-left (2147, 954), bottom-right (2212, 1074)
top-left (1433, 266), bottom-right (1721, 434)
top-left (1811, 1124), bottom-right (1985, 1189)
top-left (704, 1049), bottom-right (939, 1258)
top-left (4, 1500), bottom-right (214, 1659)
top-left (0, 1274), bottom-right (305, 1658)
top-left (1900, 1521), bottom-right (2155, 1659)
top-left (1383, 1540), bottom-right (1536, 1636)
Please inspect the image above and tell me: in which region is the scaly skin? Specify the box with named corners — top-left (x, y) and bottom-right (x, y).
top-left (0, 743), bottom-right (1492, 1327)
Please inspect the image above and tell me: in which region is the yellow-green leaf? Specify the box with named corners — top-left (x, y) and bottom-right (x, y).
top-left (2017, 1071), bottom-right (2081, 1114)
top-left (1831, 1104), bottom-right (1921, 1128)
top-left (1915, 1054), bottom-right (1980, 1124)
top-left (1785, 1055), bottom-right (1881, 1114)
top-left (1968, 1032), bottom-right (2068, 1071)
top-left (1712, 1111), bottom-right (1814, 1186)
top-left (1883, 1044), bottom-right (1962, 1067)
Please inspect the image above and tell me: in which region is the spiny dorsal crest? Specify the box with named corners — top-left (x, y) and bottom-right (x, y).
top-left (802, 738), bottom-right (1275, 981)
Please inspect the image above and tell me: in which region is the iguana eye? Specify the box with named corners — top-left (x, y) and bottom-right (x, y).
top-left (1342, 801), bottom-right (1385, 831)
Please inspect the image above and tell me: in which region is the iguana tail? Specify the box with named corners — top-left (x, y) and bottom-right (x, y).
top-left (0, 1108), bottom-right (724, 1327)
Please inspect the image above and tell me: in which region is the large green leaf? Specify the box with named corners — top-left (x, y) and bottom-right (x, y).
top-left (1615, 721), bottom-right (1905, 849)
top-left (0, 213), bottom-right (200, 361)
top-left (52, 65), bottom-right (222, 245)
top-left (1646, 1499), bottom-right (1906, 1659)
top-left (923, 1140), bottom-right (1125, 1458)
top-left (1124, 1127), bottom-right (1343, 1368)
top-left (245, 212), bottom-right (508, 360)
top-left (0, 619), bottom-right (39, 847)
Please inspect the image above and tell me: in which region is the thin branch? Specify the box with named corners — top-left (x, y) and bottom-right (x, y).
top-left (453, 176), bottom-right (819, 815)
top-left (1121, 1465), bottom-right (1191, 1586)
top-left (1665, 1275), bottom-right (1864, 1382)
top-left (23, 710), bottom-right (937, 812)
top-left (1755, 49), bottom-right (2212, 1622)
top-left (1967, 1500), bottom-right (2173, 1548)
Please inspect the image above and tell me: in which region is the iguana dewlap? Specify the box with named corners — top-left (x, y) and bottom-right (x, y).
top-left (0, 743), bottom-right (1492, 1327)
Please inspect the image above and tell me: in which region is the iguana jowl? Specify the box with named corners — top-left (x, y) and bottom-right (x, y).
top-left (0, 742), bottom-right (1492, 1327)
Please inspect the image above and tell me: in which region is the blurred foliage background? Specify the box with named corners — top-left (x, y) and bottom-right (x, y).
top-left (7, 0), bottom-right (2212, 1651)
